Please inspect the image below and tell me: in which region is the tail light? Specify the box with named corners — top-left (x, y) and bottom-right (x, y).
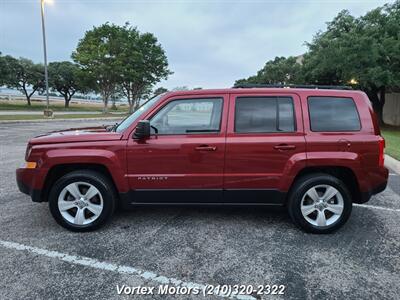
top-left (378, 138), bottom-right (385, 167)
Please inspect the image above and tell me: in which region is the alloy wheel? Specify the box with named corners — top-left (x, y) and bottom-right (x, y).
top-left (300, 184), bottom-right (344, 227)
top-left (57, 181), bottom-right (104, 225)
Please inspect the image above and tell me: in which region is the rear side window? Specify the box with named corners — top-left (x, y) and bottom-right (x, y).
top-left (235, 97), bottom-right (295, 133)
top-left (308, 97), bottom-right (361, 132)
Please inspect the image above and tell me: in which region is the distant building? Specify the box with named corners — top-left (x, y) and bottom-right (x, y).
top-left (295, 54), bottom-right (304, 65)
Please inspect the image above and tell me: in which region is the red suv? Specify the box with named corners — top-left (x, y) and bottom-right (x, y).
top-left (16, 86), bottom-right (388, 233)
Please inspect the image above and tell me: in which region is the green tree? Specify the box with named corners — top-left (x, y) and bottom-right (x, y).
top-left (233, 1), bottom-right (400, 122)
top-left (301, 11), bottom-right (356, 86)
top-left (73, 23), bottom-right (171, 113)
top-left (153, 87), bottom-right (168, 96)
top-left (72, 23), bottom-right (127, 113)
top-left (0, 53), bottom-right (6, 86)
top-left (172, 86), bottom-right (189, 91)
top-left (234, 56), bottom-right (303, 86)
top-left (110, 86), bottom-right (124, 110)
top-left (302, 2), bottom-right (400, 122)
top-left (1, 56), bottom-right (44, 105)
top-left (48, 61), bottom-right (88, 108)
top-left (119, 25), bottom-right (171, 113)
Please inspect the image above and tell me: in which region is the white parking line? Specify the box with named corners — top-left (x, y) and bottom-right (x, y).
top-left (0, 240), bottom-right (255, 300)
top-left (389, 173), bottom-right (397, 176)
top-left (353, 203), bottom-right (400, 212)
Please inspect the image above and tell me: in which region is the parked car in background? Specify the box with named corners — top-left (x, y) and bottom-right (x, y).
top-left (17, 86), bottom-right (388, 233)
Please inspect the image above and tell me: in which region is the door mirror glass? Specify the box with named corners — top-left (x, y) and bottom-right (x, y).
top-left (133, 120), bottom-right (151, 139)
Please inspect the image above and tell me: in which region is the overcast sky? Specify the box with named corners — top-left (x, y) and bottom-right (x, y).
top-left (0, 0), bottom-right (391, 90)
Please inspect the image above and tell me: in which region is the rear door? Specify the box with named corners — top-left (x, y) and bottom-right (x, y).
top-left (224, 92), bottom-right (306, 203)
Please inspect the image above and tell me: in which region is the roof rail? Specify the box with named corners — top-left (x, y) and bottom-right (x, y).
top-left (233, 83), bottom-right (353, 90)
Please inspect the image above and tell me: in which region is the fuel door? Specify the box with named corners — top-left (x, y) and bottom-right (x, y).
top-left (338, 138), bottom-right (351, 152)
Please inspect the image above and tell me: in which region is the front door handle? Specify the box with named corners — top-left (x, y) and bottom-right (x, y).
top-left (195, 145), bottom-right (217, 151)
top-left (274, 144), bottom-right (296, 151)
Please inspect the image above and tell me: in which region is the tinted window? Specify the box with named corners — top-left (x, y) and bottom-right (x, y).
top-left (150, 98), bottom-right (223, 134)
top-left (235, 97), bottom-right (295, 133)
top-left (308, 97), bottom-right (361, 131)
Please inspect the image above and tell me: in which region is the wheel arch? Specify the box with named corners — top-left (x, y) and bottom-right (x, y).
top-left (288, 166), bottom-right (362, 204)
top-left (41, 163), bottom-right (121, 203)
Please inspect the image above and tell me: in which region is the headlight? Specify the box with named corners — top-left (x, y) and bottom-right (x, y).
top-left (19, 161), bottom-right (37, 169)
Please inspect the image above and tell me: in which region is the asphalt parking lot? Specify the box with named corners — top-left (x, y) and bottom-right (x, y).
top-left (0, 120), bottom-right (399, 300)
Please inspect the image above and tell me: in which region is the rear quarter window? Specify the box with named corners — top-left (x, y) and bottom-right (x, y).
top-left (308, 97), bottom-right (361, 132)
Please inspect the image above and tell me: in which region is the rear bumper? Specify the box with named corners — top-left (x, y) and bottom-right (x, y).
top-left (360, 180), bottom-right (388, 204)
top-left (16, 168), bottom-right (43, 202)
top-left (357, 165), bottom-right (388, 203)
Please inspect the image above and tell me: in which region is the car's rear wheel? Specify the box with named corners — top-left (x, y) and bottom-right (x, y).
top-left (287, 173), bottom-right (352, 234)
top-left (49, 170), bottom-right (116, 231)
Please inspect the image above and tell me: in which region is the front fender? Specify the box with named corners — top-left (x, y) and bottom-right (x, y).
top-left (39, 148), bottom-right (129, 192)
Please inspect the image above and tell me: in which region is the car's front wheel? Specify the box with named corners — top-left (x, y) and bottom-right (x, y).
top-left (287, 173), bottom-right (352, 234)
top-left (49, 170), bottom-right (116, 231)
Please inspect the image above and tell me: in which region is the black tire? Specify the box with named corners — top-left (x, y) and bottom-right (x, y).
top-left (287, 173), bottom-right (352, 234)
top-left (49, 170), bottom-right (116, 232)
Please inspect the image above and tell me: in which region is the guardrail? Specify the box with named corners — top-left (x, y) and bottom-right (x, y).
top-left (0, 93), bottom-right (128, 105)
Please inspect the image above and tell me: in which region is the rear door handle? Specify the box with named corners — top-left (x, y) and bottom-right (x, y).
top-left (195, 145), bottom-right (217, 151)
top-left (274, 144), bottom-right (296, 150)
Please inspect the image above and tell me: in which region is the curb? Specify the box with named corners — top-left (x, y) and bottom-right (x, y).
top-left (0, 117), bottom-right (123, 124)
top-left (385, 154), bottom-right (400, 175)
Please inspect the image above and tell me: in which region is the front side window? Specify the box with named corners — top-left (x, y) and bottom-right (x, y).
top-left (150, 98), bottom-right (223, 134)
top-left (115, 94), bottom-right (163, 133)
top-left (235, 97), bottom-right (295, 133)
top-left (308, 97), bottom-right (361, 132)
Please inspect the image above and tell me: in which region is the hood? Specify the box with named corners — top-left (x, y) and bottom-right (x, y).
top-left (29, 126), bottom-right (123, 145)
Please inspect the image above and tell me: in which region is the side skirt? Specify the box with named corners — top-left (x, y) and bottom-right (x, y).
top-left (119, 189), bottom-right (286, 209)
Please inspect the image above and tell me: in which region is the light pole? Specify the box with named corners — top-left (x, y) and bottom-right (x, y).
top-left (40, 0), bottom-right (53, 117)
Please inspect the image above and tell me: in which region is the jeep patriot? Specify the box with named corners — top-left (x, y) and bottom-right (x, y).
top-left (16, 86), bottom-right (388, 233)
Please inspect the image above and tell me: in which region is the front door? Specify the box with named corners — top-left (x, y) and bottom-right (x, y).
top-left (126, 94), bottom-right (229, 203)
top-left (224, 92), bottom-right (306, 203)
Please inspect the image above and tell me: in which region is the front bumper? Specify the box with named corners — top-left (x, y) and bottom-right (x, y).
top-left (16, 168), bottom-right (44, 202)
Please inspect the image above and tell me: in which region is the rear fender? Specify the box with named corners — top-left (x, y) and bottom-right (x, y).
top-left (279, 151), bottom-right (367, 192)
top-left (304, 152), bottom-right (368, 191)
top-left (278, 153), bottom-right (307, 191)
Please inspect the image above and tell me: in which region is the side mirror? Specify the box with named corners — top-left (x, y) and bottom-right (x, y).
top-left (133, 120), bottom-right (150, 139)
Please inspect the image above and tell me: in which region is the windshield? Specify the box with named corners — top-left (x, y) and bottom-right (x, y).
top-left (115, 94), bottom-right (163, 133)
